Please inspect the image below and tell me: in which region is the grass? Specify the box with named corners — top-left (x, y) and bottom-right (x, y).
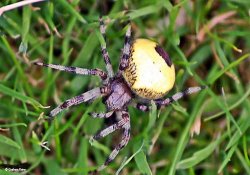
top-left (0, 0), bottom-right (250, 175)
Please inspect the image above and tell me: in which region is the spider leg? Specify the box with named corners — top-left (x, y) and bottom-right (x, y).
top-left (89, 111), bottom-right (114, 119)
top-left (91, 117), bottom-right (126, 140)
top-left (91, 111), bottom-right (129, 140)
top-left (34, 62), bottom-right (107, 80)
top-left (49, 87), bottom-right (110, 119)
top-left (118, 22), bottom-right (131, 72)
top-left (131, 87), bottom-right (206, 111)
top-left (97, 111), bottom-right (131, 171)
top-left (130, 102), bottom-right (150, 112)
top-left (155, 86), bottom-right (206, 107)
top-left (99, 17), bottom-right (114, 78)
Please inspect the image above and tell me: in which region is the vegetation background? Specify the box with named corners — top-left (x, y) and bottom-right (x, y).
top-left (0, 0), bottom-right (250, 174)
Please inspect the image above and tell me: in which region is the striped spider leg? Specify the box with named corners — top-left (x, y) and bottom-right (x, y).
top-left (34, 62), bottom-right (108, 80)
top-left (48, 87), bottom-right (110, 119)
top-left (118, 22), bottom-right (132, 73)
top-left (132, 86), bottom-right (206, 112)
top-left (34, 62), bottom-right (111, 119)
top-left (155, 86), bottom-right (206, 107)
top-left (99, 17), bottom-right (114, 78)
top-left (89, 110), bottom-right (131, 171)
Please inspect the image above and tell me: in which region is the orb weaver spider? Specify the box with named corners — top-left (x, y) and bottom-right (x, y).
top-left (35, 17), bottom-right (205, 171)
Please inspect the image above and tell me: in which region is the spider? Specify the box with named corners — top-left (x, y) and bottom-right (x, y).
top-left (35, 17), bottom-right (205, 171)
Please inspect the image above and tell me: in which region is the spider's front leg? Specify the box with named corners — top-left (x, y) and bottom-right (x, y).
top-left (48, 87), bottom-right (110, 119)
top-left (118, 22), bottom-right (132, 72)
top-left (155, 86), bottom-right (206, 107)
top-left (91, 111), bottom-right (131, 171)
top-left (34, 62), bottom-right (107, 80)
top-left (99, 17), bottom-right (114, 78)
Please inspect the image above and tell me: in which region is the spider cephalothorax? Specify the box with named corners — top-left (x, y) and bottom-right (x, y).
top-left (35, 17), bottom-right (204, 171)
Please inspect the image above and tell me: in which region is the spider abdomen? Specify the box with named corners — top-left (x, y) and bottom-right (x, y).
top-left (123, 39), bottom-right (175, 99)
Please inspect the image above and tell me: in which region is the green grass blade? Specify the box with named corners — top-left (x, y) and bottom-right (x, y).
top-left (168, 91), bottom-right (207, 175)
top-left (42, 158), bottom-right (67, 175)
top-left (0, 123), bottom-right (27, 128)
top-left (208, 53), bottom-right (250, 84)
top-left (0, 83), bottom-right (44, 108)
top-left (177, 139), bottom-right (220, 169)
top-left (0, 134), bottom-right (21, 149)
top-left (225, 112), bottom-right (250, 150)
top-left (116, 140), bottom-right (144, 175)
top-left (218, 144), bottom-right (237, 173)
top-left (76, 138), bottom-right (88, 175)
top-left (243, 135), bottom-right (250, 166)
top-left (56, 0), bottom-right (87, 23)
top-left (1, 37), bottom-right (25, 79)
top-left (19, 4), bottom-right (31, 54)
top-left (145, 100), bottom-right (157, 133)
top-left (236, 148), bottom-right (250, 174)
top-left (204, 86), bottom-right (250, 121)
top-left (134, 150), bottom-right (152, 175)
top-left (128, 5), bottom-right (159, 19)
top-left (12, 125), bottom-right (27, 161)
top-left (0, 169), bottom-right (20, 175)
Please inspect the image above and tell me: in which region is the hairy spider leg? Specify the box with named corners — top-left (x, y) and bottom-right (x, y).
top-left (98, 111), bottom-right (131, 171)
top-left (118, 23), bottom-right (132, 72)
top-left (99, 17), bottom-right (114, 78)
top-left (155, 86), bottom-right (206, 107)
top-left (131, 102), bottom-right (150, 112)
top-left (92, 114), bottom-right (128, 140)
top-left (131, 86), bottom-right (206, 112)
top-left (34, 62), bottom-right (107, 80)
top-left (89, 111), bottom-right (114, 119)
top-left (48, 87), bottom-right (109, 119)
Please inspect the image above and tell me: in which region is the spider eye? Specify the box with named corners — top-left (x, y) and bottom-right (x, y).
top-left (155, 45), bottom-right (172, 67)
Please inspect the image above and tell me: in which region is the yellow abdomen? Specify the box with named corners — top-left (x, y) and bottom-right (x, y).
top-left (123, 39), bottom-right (175, 99)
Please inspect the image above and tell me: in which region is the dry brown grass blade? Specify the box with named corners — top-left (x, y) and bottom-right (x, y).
top-left (211, 42), bottom-right (239, 83)
top-left (190, 116), bottom-right (201, 138)
top-left (0, 0), bottom-right (47, 16)
top-left (197, 11), bottom-right (237, 42)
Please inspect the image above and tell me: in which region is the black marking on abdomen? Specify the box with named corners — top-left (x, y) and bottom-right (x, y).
top-left (155, 45), bottom-right (172, 66)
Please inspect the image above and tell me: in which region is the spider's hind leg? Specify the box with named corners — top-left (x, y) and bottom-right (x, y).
top-left (91, 111), bottom-right (129, 140)
top-left (89, 111), bottom-right (114, 119)
top-left (98, 113), bottom-right (130, 171)
top-left (155, 86), bottom-right (206, 107)
top-left (130, 101), bottom-right (150, 112)
top-left (91, 111), bottom-right (131, 171)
